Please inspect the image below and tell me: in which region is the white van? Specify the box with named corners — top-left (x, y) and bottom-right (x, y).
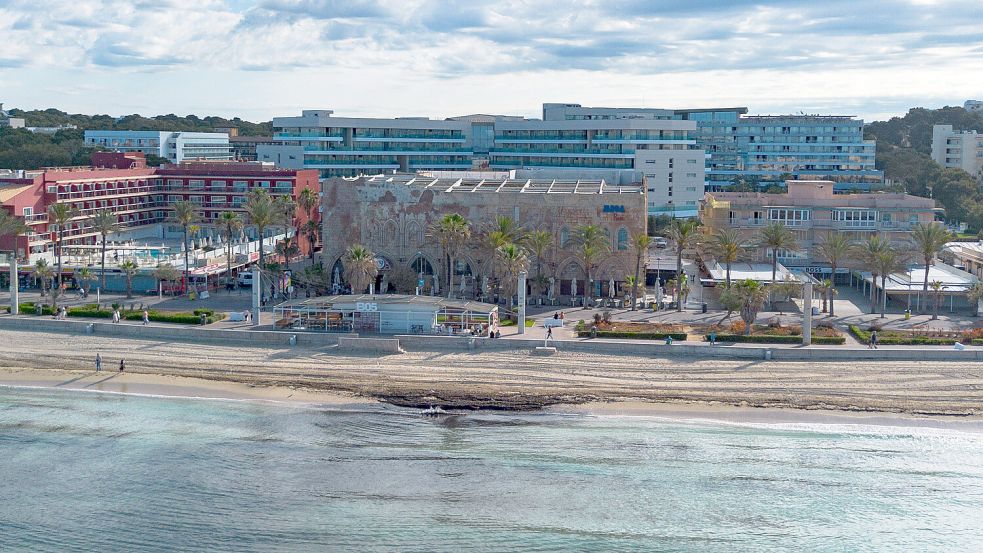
top-left (237, 271), bottom-right (254, 287)
top-left (654, 237), bottom-right (668, 249)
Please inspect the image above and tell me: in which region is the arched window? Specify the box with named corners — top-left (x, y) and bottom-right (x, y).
top-left (560, 226), bottom-right (570, 248)
top-left (617, 228), bottom-right (629, 251)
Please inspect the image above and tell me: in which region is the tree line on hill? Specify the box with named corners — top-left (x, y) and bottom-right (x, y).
top-left (865, 106), bottom-right (983, 232)
top-left (0, 108), bottom-right (271, 171)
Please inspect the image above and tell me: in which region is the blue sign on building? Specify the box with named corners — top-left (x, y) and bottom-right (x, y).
top-left (602, 205), bottom-right (625, 213)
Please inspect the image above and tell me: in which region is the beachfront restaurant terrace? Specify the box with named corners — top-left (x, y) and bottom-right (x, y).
top-left (272, 295), bottom-right (500, 335)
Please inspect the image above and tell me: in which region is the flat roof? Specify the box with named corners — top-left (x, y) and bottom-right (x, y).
top-left (351, 174), bottom-right (642, 195)
top-left (277, 294), bottom-right (499, 312)
top-left (861, 262), bottom-right (979, 292)
top-left (706, 261), bottom-right (798, 282)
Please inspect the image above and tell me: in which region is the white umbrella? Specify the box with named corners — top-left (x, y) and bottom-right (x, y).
top-left (570, 277), bottom-right (577, 297)
top-left (481, 275), bottom-right (489, 297)
top-left (548, 277), bottom-right (555, 300)
top-left (609, 278), bottom-right (616, 298)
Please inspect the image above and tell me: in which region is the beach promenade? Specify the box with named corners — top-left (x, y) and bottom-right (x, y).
top-left (0, 316), bottom-right (981, 416)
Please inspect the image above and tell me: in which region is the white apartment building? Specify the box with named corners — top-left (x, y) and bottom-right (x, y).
top-left (965, 100), bottom-right (983, 114)
top-left (84, 130), bottom-right (233, 163)
top-left (258, 105), bottom-right (705, 215)
top-left (931, 125), bottom-right (983, 180)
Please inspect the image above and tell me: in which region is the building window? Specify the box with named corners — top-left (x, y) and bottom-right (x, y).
top-left (768, 208), bottom-right (810, 226)
top-left (22, 207), bottom-right (32, 217)
top-left (560, 226), bottom-right (570, 247)
top-left (189, 179), bottom-right (205, 190)
top-left (832, 209), bottom-right (876, 228)
top-left (617, 228), bottom-right (629, 251)
top-left (211, 180), bottom-right (227, 189)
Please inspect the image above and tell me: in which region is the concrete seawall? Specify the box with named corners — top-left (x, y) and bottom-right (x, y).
top-left (2, 316), bottom-right (983, 361)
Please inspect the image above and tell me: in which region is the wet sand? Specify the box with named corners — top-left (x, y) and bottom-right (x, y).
top-left (0, 328), bottom-right (981, 416)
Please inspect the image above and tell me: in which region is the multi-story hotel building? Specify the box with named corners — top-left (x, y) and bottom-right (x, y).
top-left (321, 173), bottom-right (646, 299)
top-left (258, 106), bottom-right (705, 215)
top-left (674, 111), bottom-right (883, 191)
top-left (84, 130), bottom-right (233, 163)
top-left (931, 125), bottom-right (983, 181)
top-left (0, 152), bottom-right (318, 267)
top-left (699, 180), bottom-right (938, 279)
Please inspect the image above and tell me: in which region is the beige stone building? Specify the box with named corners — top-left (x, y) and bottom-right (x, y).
top-left (321, 174), bottom-right (646, 300)
top-left (700, 180), bottom-right (939, 280)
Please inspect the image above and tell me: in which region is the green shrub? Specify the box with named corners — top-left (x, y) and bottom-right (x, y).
top-left (577, 330), bottom-right (687, 341)
top-left (192, 308), bottom-right (215, 316)
top-left (849, 325), bottom-right (956, 345)
top-left (707, 334), bottom-right (801, 344)
top-left (67, 308), bottom-right (114, 318)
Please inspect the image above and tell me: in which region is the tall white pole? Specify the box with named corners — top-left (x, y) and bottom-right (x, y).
top-left (803, 282), bottom-right (813, 346)
top-left (518, 270), bottom-right (527, 335)
top-left (252, 266), bottom-right (261, 326)
top-left (9, 256), bottom-right (18, 315)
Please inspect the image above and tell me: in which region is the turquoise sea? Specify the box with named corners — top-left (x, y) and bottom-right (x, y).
top-left (2, 386), bottom-right (983, 552)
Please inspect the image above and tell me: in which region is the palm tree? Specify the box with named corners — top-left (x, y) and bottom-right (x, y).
top-left (813, 233), bottom-right (853, 317)
top-left (343, 244), bottom-right (379, 294)
top-left (217, 211), bottom-right (243, 291)
top-left (524, 229), bottom-right (553, 298)
top-left (930, 280), bottom-right (944, 320)
top-left (758, 222), bottom-right (797, 283)
top-left (709, 228), bottom-right (741, 287)
top-left (733, 278), bottom-right (769, 335)
top-left (275, 195), bottom-right (297, 237)
top-left (76, 266), bottom-right (96, 296)
top-left (629, 232), bottom-right (651, 310)
top-left (967, 282), bottom-right (983, 317)
top-left (297, 187), bottom-right (320, 259)
top-left (428, 213), bottom-right (471, 298)
top-left (244, 188), bottom-right (277, 285)
top-left (88, 209), bottom-right (118, 289)
top-left (816, 279), bottom-right (832, 313)
top-left (169, 200), bottom-right (200, 294)
top-left (119, 259), bottom-right (139, 299)
top-left (910, 222), bottom-right (953, 313)
top-left (854, 236), bottom-right (890, 314)
top-left (0, 208), bottom-right (28, 258)
top-left (47, 203), bottom-right (78, 289)
top-left (873, 246), bottom-right (908, 318)
top-left (496, 242), bottom-right (530, 308)
top-left (33, 259), bottom-right (52, 298)
top-left (492, 216), bottom-right (524, 244)
top-left (666, 219), bottom-right (700, 311)
top-left (573, 224), bottom-right (610, 307)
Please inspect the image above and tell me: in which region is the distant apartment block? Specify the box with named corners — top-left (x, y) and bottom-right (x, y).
top-left (699, 180), bottom-right (937, 277)
top-left (0, 103), bottom-right (25, 129)
top-left (965, 100), bottom-right (983, 114)
top-left (259, 106), bottom-right (704, 216)
top-left (931, 124), bottom-right (983, 180)
top-left (84, 130), bottom-right (233, 163)
top-left (545, 104), bottom-right (882, 191)
top-left (230, 135), bottom-right (276, 162)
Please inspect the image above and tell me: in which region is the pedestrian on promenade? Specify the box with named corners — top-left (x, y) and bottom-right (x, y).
top-left (665, 336), bottom-right (673, 345)
top-left (118, 359), bottom-right (125, 372)
top-left (709, 331), bottom-right (717, 346)
top-left (142, 310), bottom-right (149, 325)
top-left (559, 311), bottom-right (565, 323)
top-left (112, 309), bottom-right (120, 324)
top-left (870, 330), bottom-right (878, 349)
top-left (95, 353), bottom-right (102, 372)
top-left (546, 326), bottom-right (553, 344)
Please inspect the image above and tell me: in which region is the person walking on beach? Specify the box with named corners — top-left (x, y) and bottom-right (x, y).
top-left (142, 310), bottom-right (149, 325)
top-left (118, 359), bottom-right (125, 372)
top-left (869, 330), bottom-right (878, 349)
top-left (95, 353), bottom-right (102, 372)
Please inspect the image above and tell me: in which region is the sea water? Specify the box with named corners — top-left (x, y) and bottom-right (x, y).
top-left (1, 387), bottom-right (982, 552)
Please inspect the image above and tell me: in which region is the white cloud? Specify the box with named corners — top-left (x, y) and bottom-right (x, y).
top-left (0, 0), bottom-right (981, 120)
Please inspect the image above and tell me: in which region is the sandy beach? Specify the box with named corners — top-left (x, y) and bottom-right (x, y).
top-left (0, 328), bottom-right (982, 417)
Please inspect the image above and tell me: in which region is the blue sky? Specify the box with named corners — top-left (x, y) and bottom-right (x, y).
top-left (1, 0), bottom-right (981, 122)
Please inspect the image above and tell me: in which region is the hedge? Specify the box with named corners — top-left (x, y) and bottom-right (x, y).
top-left (706, 334), bottom-right (845, 345)
top-left (60, 307), bottom-right (226, 325)
top-left (973, 339), bottom-right (983, 346)
top-left (577, 330), bottom-right (688, 341)
top-left (848, 325), bottom-right (957, 346)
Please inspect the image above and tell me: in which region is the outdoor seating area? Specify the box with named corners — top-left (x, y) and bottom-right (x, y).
top-left (272, 294), bottom-right (500, 335)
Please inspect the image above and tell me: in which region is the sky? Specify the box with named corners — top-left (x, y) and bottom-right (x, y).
top-left (1, 0), bottom-right (981, 123)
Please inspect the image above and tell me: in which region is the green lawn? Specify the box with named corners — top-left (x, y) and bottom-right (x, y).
top-left (500, 318), bottom-right (535, 327)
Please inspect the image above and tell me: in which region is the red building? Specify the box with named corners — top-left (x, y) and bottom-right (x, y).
top-left (0, 154), bottom-right (319, 264)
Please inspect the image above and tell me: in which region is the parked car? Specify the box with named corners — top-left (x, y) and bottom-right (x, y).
top-left (654, 237), bottom-right (668, 249)
top-left (237, 271), bottom-right (254, 287)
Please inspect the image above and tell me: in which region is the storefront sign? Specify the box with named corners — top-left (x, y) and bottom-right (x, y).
top-left (356, 302), bottom-right (379, 312)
